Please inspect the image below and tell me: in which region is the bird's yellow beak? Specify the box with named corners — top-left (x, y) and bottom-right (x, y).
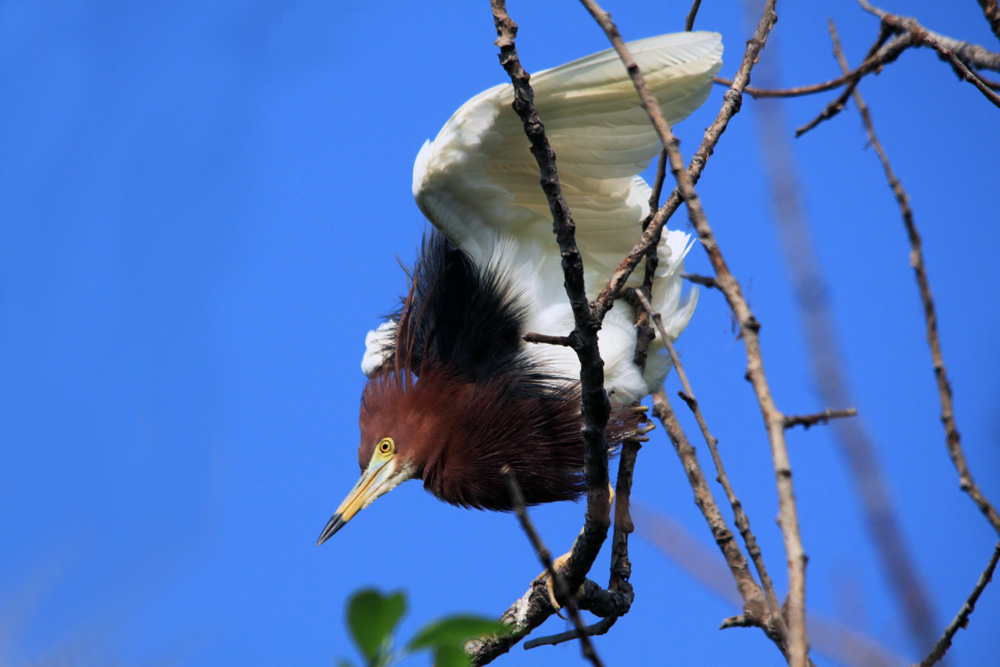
top-left (316, 454), bottom-right (397, 545)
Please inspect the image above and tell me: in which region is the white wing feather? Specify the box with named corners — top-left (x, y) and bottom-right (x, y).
top-left (366, 32), bottom-right (722, 401)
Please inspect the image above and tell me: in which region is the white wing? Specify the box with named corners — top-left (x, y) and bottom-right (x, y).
top-left (366, 32), bottom-right (722, 401)
top-left (413, 31), bottom-right (722, 288)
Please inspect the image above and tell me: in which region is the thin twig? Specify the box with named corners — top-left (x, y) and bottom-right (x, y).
top-left (916, 541), bottom-right (1000, 666)
top-left (939, 48), bottom-right (1000, 107)
top-left (783, 408), bottom-right (858, 430)
top-left (859, 0), bottom-right (1000, 73)
top-left (831, 20), bottom-right (1000, 537)
top-left (501, 468), bottom-right (605, 667)
top-left (715, 35), bottom-right (897, 100)
top-left (652, 392), bottom-right (791, 655)
top-left (632, 288), bottom-right (782, 619)
top-left (524, 617), bottom-right (616, 650)
top-left (523, 332), bottom-right (575, 347)
top-left (796, 27), bottom-right (894, 137)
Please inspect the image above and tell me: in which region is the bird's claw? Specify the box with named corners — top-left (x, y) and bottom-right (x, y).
top-left (542, 552), bottom-right (584, 616)
top-left (632, 422), bottom-right (656, 442)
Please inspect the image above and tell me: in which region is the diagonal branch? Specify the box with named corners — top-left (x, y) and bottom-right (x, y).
top-left (916, 541), bottom-right (1000, 667)
top-left (578, 2), bottom-right (810, 665)
top-left (631, 288), bottom-right (781, 619)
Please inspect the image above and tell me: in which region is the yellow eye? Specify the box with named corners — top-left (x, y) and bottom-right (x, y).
top-left (377, 437), bottom-right (395, 455)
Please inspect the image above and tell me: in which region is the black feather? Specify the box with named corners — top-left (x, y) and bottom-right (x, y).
top-left (375, 230), bottom-right (566, 391)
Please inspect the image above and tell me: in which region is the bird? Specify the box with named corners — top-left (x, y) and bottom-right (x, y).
top-left (317, 31), bottom-right (723, 545)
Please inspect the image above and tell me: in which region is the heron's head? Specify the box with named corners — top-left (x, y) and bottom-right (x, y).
top-left (316, 369), bottom-right (453, 544)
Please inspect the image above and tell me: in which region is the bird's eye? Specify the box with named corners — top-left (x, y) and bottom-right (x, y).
top-left (377, 437), bottom-right (395, 455)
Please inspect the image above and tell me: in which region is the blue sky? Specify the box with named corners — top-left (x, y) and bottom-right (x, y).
top-left (1, 1), bottom-right (998, 665)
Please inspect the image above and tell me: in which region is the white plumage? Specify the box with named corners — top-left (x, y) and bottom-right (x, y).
top-left (364, 31), bottom-right (723, 402)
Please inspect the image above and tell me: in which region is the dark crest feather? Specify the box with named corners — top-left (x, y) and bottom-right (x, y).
top-left (375, 231), bottom-right (567, 392)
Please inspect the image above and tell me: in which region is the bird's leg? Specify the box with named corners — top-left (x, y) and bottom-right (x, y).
top-left (542, 481), bottom-right (617, 612)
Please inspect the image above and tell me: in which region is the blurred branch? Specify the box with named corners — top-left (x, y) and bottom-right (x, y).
top-left (829, 21), bottom-right (1000, 537)
top-left (978, 0), bottom-right (1000, 43)
top-left (635, 507), bottom-right (909, 667)
top-left (916, 541), bottom-right (1000, 666)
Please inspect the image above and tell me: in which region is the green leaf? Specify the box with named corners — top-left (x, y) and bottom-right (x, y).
top-left (407, 615), bottom-right (510, 652)
top-left (433, 645), bottom-right (470, 667)
top-left (346, 589), bottom-right (407, 661)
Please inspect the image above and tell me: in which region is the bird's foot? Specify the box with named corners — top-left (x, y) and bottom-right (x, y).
top-left (635, 421), bottom-right (655, 442)
top-left (542, 483), bottom-right (614, 612)
top-left (542, 551), bottom-right (581, 617)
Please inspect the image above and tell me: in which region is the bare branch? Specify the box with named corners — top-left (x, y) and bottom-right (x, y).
top-left (523, 332), bottom-right (575, 347)
top-left (859, 0), bottom-right (1000, 73)
top-left (651, 394), bottom-right (768, 613)
top-left (685, 0), bottom-right (702, 32)
top-left (632, 288), bottom-right (781, 618)
top-left (830, 20), bottom-right (1000, 537)
top-left (501, 468), bottom-right (604, 667)
top-left (939, 48), bottom-right (1000, 107)
top-left (590, 0), bottom-right (779, 323)
top-left (491, 0), bottom-right (613, 597)
top-left (468, 4), bottom-right (617, 662)
top-left (916, 541), bottom-right (1000, 666)
top-left (783, 408), bottom-right (858, 430)
top-left (524, 617), bottom-right (616, 650)
top-left (577, 2), bottom-right (810, 662)
top-left (796, 27), bottom-right (895, 137)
